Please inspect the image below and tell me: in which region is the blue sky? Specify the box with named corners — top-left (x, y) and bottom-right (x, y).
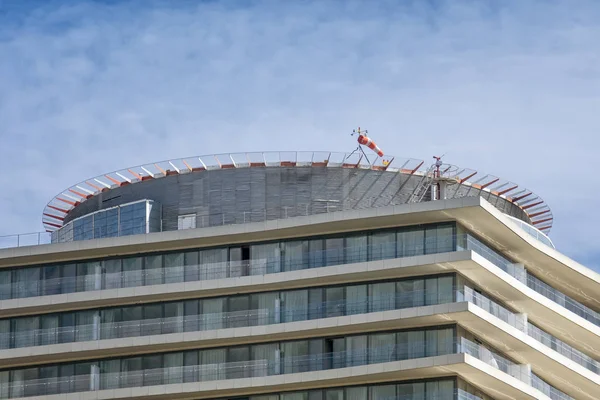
top-left (0, 0), bottom-right (599, 268)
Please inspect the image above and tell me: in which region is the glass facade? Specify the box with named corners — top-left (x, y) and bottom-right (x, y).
top-left (220, 378), bottom-right (493, 400)
top-left (0, 274), bottom-right (456, 349)
top-left (49, 200), bottom-right (161, 243)
top-left (220, 378), bottom-right (478, 400)
top-left (1, 222), bottom-right (457, 301)
top-left (0, 326), bottom-right (457, 398)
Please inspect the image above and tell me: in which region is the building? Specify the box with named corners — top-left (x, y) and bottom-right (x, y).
top-left (0, 151), bottom-right (598, 400)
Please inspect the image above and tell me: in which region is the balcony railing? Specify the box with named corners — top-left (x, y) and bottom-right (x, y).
top-left (1, 337), bottom-right (569, 399)
top-left (2, 286), bottom-right (597, 377)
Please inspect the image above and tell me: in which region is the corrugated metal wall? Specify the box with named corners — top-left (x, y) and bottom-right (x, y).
top-left (64, 167), bottom-right (529, 230)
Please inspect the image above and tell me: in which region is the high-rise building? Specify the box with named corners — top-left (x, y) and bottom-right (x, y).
top-left (0, 151), bottom-right (597, 400)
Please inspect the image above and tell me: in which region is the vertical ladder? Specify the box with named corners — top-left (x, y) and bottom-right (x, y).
top-left (409, 165), bottom-right (436, 203)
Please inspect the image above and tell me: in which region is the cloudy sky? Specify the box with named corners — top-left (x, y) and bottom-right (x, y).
top-left (0, 0), bottom-right (599, 268)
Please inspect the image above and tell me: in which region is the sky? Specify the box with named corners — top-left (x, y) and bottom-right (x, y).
top-left (0, 0), bottom-right (599, 268)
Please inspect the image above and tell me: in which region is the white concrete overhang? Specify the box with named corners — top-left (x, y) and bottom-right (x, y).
top-left (19, 354), bottom-right (546, 400)
top-left (1, 302), bottom-right (597, 400)
top-left (0, 197), bottom-right (598, 315)
top-left (1, 250), bottom-right (599, 364)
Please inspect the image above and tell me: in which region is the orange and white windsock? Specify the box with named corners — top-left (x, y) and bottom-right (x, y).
top-left (357, 134), bottom-right (384, 157)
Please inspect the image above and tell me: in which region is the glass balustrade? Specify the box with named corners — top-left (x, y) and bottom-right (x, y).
top-left (0, 336), bottom-right (570, 399)
top-left (0, 337), bottom-right (552, 398)
top-left (1, 283), bottom-right (596, 377)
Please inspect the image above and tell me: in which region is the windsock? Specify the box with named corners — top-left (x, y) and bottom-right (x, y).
top-left (357, 134), bottom-right (384, 157)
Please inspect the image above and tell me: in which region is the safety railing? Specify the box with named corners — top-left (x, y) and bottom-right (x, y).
top-left (1, 337), bottom-right (561, 399)
top-left (0, 288), bottom-right (499, 349)
top-left (527, 323), bottom-right (600, 374)
top-left (0, 232), bottom-right (51, 249)
top-left (526, 273), bottom-right (600, 327)
top-left (0, 234), bottom-right (460, 300)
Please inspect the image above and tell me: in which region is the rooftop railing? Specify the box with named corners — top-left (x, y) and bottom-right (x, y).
top-left (1, 337), bottom-right (568, 399)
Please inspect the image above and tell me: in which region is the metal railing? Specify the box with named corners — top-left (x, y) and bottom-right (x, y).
top-left (0, 234), bottom-right (458, 300)
top-left (0, 337), bottom-right (549, 399)
top-left (0, 232), bottom-right (51, 249)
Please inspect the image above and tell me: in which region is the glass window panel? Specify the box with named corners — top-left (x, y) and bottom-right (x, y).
top-left (228, 247), bottom-right (244, 278)
top-left (76, 310), bottom-right (97, 342)
top-left (227, 346), bottom-right (250, 380)
top-left (228, 296), bottom-right (250, 328)
top-left (369, 231), bottom-right (396, 261)
top-left (184, 251), bottom-right (200, 282)
top-left (143, 354), bottom-right (163, 386)
top-left (0, 319), bottom-right (10, 349)
top-left (370, 333), bottom-right (396, 363)
top-left (325, 287), bottom-right (344, 318)
top-left (282, 290), bottom-right (308, 322)
top-left (425, 223), bottom-right (455, 255)
top-left (396, 279), bottom-right (424, 308)
top-left (122, 306), bottom-right (142, 337)
top-left (325, 389), bottom-right (343, 400)
top-left (39, 365), bottom-right (59, 395)
top-left (282, 393), bottom-right (308, 400)
top-left (183, 300), bottom-right (199, 332)
top-left (308, 288), bottom-right (323, 320)
top-left (58, 364), bottom-right (74, 394)
top-left (77, 261), bottom-right (102, 292)
top-left (164, 302), bottom-right (184, 334)
top-left (251, 243), bottom-right (281, 275)
top-left (308, 239), bottom-right (324, 269)
top-left (346, 387), bottom-right (367, 400)
top-left (61, 264), bottom-right (77, 294)
top-left (103, 259), bottom-right (121, 290)
top-left (15, 267), bottom-right (40, 298)
top-left (183, 351), bottom-right (199, 383)
top-left (397, 227), bottom-right (425, 257)
top-left (324, 238), bottom-right (344, 266)
top-left (59, 313), bottom-right (75, 343)
top-left (345, 235), bottom-right (367, 263)
top-left (163, 253), bottom-right (184, 284)
top-left (14, 317), bottom-right (39, 348)
top-left (345, 335), bottom-right (367, 366)
top-left (164, 352), bottom-right (183, 384)
top-left (143, 304), bottom-right (163, 336)
top-left (251, 343), bottom-right (278, 376)
top-left (0, 269), bottom-right (11, 300)
top-left (43, 266), bottom-right (61, 296)
top-left (200, 348), bottom-right (226, 381)
top-left (202, 298), bottom-right (225, 330)
top-left (397, 381), bottom-right (425, 400)
top-left (370, 385), bottom-right (396, 400)
top-left (283, 340), bottom-right (309, 373)
top-left (346, 284), bottom-right (367, 315)
top-left (121, 357), bottom-right (143, 388)
top-left (100, 359), bottom-right (120, 389)
top-left (100, 308), bottom-right (121, 340)
top-left (0, 370), bottom-right (9, 399)
top-left (283, 240), bottom-right (308, 272)
top-left (122, 257), bottom-right (143, 288)
top-left (370, 282), bottom-right (396, 312)
top-left (144, 255), bottom-right (163, 286)
top-left (201, 248), bottom-right (228, 279)
top-left (40, 314), bottom-right (59, 346)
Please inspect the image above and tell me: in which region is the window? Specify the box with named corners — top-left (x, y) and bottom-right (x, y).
top-left (178, 214), bottom-right (196, 230)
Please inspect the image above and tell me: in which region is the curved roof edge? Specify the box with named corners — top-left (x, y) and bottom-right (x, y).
top-left (42, 151), bottom-right (554, 234)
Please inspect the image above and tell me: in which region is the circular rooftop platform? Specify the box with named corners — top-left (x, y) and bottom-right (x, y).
top-left (42, 151), bottom-right (554, 235)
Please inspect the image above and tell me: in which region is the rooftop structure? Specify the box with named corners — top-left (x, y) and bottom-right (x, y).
top-left (0, 148), bottom-right (596, 400)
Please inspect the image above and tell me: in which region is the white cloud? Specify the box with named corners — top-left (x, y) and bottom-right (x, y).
top-left (0, 0), bottom-right (599, 267)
